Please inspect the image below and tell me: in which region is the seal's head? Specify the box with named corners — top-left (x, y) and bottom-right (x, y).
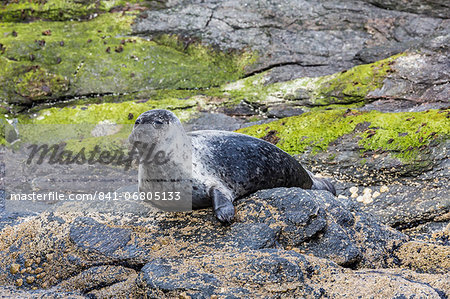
top-left (128, 109), bottom-right (183, 144)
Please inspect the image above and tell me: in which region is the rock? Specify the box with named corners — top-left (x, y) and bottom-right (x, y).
top-left (394, 241), bottom-right (450, 274)
top-left (0, 211), bottom-right (37, 231)
top-left (56, 265), bottom-right (138, 296)
top-left (0, 286), bottom-right (84, 298)
top-left (133, 0), bottom-right (448, 79)
top-left (183, 112), bottom-right (244, 132)
top-left (340, 183), bottom-right (450, 230)
top-left (362, 0), bottom-right (450, 18)
top-left (0, 187), bottom-right (449, 297)
top-left (0, 0), bottom-right (448, 297)
top-left (138, 250), bottom-right (308, 298)
top-left (218, 100), bottom-right (258, 117)
top-left (367, 53), bottom-right (450, 105)
top-left (9, 264), bottom-right (20, 275)
top-left (266, 105), bottom-right (304, 118)
top-left (0, 14), bottom-right (251, 109)
top-left (69, 217), bottom-right (132, 256)
top-left (138, 249), bottom-right (448, 298)
top-left (403, 220), bottom-right (450, 246)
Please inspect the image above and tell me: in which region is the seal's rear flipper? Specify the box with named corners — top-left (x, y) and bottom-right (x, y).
top-left (212, 189), bottom-right (235, 224)
top-left (307, 170), bottom-right (337, 196)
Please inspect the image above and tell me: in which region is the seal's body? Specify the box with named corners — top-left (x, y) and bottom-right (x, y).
top-left (129, 109), bottom-right (336, 223)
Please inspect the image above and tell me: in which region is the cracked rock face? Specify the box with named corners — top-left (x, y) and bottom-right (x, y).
top-left (133, 0), bottom-right (449, 79)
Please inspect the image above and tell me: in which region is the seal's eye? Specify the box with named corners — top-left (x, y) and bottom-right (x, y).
top-left (153, 120), bottom-right (164, 128)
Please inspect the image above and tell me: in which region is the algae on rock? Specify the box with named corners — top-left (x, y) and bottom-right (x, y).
top-left (0, 13), bottom-right (255, 110)
top-left (237, 109), bottom-right (450, 162)
top-left (221, 54), bottom-right (404, 110)
top-left (0, 0), bottom-right (153, 22)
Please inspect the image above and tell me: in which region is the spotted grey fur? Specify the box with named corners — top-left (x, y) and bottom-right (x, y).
top-left (129, 109), bottom-right (336, 223)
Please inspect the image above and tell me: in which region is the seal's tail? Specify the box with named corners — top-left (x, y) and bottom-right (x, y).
top-left (306, 170), bottom-right (337, 196)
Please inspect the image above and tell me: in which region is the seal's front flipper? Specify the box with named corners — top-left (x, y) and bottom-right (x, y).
top-left (212, 189), bottom-right (235, 224)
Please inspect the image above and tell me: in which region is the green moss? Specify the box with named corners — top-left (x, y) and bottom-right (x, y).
top-left (0, 116), bottom-right (8, 145)
top-left (9, 96), bottom-right (201, 154)
top-left (221, 54), bottom-right (404, 108)
top-left (237, 109), bottom-right (450, 162)
top-left (311, 54), bottom-right (403, 105)
top-left (25, 97), bottom-right (199, 125)
top-left (0, 13), bottom-right (255, 109)
top-left (221, 72), bottom-right (269, 105)
top-left (13, 66), bottom-right (69, 102)
top-left (0, 0), bottom-right (152, 22)
top-left (64, 125), bottom-right (132, 153)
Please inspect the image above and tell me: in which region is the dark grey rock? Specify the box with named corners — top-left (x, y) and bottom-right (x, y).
top-left (249, 188), bottom-right (406, 267)
top-left (137, 248), bottom-right (447, 298)
top-left (302, 134), bottom-right (449, 232)
top-left (1, 187), bottom-right (448, 297)
top-left (267, 105), bottom-right (304, 118)
top-left (402, 221), bottom-right (449, 246)
top-left (56, 265), bottom-right (137, 295)
top-left (360, 99), bottom-right (449, 113)
top-left (362, 0), bottom-right (450, 18)
top-left (69, 217), bottom-right (132, 256)
top-left (140, 258), bottom-right (222, 296)
top-left (353, 185), bottom-right (449, 230)
top-left (133, 0), bottom-right (449, 80)
top-left (0, 211), bottom-right (36, 231)
top-left (223, 223), bottom-right (278, 249)
top-left (302, 134), bottom-right (449, 186)
top-left (183, 112), bottom-right (244, 132)
top-left (367, 52), bottom-right (450, 105)
top-left (57, 187), bottom-right (407, 269)
top-left (354, 41), bottom-right (414, 64)
top-left (218, 100), bottom-right (258, 116)
top-left (138, 249), bottom-right (307, 298)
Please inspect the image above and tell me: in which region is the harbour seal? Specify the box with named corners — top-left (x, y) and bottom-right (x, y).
top-left (129, 109), bottom-right (336, 223)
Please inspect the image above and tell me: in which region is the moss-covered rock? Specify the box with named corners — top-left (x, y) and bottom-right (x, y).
top-left (3, 95), bottom-right (202, 153)
top-left (13, 66), bottom-right (69, 103)
top-left (0, 0), bottom-right (154, 22)
top-left (237, 108), bottom-right (450, 161)
top-left (222, 54), bottom-right (404, 109)
top-left (0, 13), bottom-right (255, 109)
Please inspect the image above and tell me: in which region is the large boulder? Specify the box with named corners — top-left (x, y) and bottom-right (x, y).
top-left (0, 187), bottom-right (448, 297)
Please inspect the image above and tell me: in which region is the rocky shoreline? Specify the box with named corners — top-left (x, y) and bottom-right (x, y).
top-left (1, 0), bottom-right (449, 297)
